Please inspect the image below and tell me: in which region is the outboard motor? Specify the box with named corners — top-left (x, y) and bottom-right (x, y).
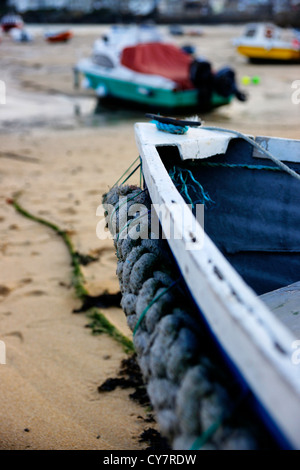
top-left (190, 60), bottom-right (247, 109)
top-left (189, 59), bottom-right (214, 110)
top-left (213, 67), bottom-right (247, 102)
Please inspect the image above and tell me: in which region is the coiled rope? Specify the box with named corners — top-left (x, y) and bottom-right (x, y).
top-left (151, 119), bottom-right (189, 135)
top-left (103, 182), bottom-right (275, 450)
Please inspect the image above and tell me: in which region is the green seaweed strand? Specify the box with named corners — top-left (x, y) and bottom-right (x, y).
top-left (11, 196), bottom-right (88, 299)
top-left (10, 195), bottom-right (134, 354)
top-left (86, 310), bottom-right (134, 354)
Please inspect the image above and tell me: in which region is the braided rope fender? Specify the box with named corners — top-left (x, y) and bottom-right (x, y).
top-left (102, 185), bottom-right (275, 450)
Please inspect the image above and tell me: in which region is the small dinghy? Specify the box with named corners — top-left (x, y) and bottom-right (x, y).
top-left (45, 30), bottom-right (73, 43)
top-left (103, 116), bottom-right (300, 450)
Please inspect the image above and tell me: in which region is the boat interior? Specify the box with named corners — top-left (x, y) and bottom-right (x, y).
top-left (156, 136), bottom-right (300, 338)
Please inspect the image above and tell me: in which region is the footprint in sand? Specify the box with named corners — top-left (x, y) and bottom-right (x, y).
top-left (90, 247), bottom-right (112, 257)
top-left (3, 331), bottom-right (24, 342)
top-left (20, 278), bottom-right (32, 285)
top-left (25, 290), bottom-right (47, 297)
top-left (2, 312), bottom-right (12, 317)
top-left (0, 280), bottom-right (36, 300)
top-left (37, 210), bottom-right (51, 216)
top-left (0, 285), bottom-right (11, 297)
top-left (59, 207), bottom-right (77, 215)
top-left (86, 189), bottom-right (100, 196)
top-left (0, 280), bottom-right (37, 299)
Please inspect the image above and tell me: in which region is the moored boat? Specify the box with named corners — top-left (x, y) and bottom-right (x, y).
top-left (103, 117), bottom-right (300, 450)
top-left (1, 13), bottom-right (23, 33)
top-left (75, 25), bottom-right (246, 113)
top-left (10, 27), bottom-right (33, 42)
top-left (234, 23), bottom-right (300, 62)
top-left (45, 30), bottom-right (73, 43)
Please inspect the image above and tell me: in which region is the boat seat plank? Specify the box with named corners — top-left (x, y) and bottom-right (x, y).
top-left (260, 281), bottom-right (300, 337)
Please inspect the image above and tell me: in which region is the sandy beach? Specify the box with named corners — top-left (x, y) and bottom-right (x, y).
top-left (0, 23), bottom-right (299, 451)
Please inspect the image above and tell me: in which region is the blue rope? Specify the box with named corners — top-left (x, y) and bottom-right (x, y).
top-left (169, 166), bottom-right (213, 208)
top-left (121, 163), bottom-right (141, 185)
top-left (198, 161), bottom-right (283, 172)
top-left (177, 170), bottom-right (194, 207)
top-left (151, 119), bottom-right (189, 135)
top-left (112, 156), bottom-right (141, 188)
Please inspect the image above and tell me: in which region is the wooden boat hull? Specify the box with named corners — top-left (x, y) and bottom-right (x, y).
top-left (135, 122), bottom-right (300, 449)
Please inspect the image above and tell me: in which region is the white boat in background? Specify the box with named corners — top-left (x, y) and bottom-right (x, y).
top-left (133, 117), bottom-right (300, 449)
top-left (10, 27), bottom-right (33, 42)
top-left (234, 23), bottom-right (300, 62)
top-left (89, 23), bottom-right (164, 67)
top-left (1, 13), bottom-right (23, 33)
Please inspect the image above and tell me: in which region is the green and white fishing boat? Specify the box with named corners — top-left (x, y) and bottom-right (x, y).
top-left (74, 25), bottom-right (246, 113)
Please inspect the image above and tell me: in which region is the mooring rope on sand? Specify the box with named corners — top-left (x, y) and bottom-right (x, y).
top-left (102, 184), bottom-right (275, 450)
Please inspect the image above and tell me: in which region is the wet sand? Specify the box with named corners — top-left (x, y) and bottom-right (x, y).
top-left (0, 23), bottom-right (299, 450)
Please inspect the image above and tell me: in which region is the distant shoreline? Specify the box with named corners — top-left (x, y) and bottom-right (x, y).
top-left (1, 8), bottom-right (300, 28)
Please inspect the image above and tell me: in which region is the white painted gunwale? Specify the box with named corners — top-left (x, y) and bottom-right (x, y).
top-left (135, 122), bottom-right (300, 450)
top-left (253, 136), bottom-right (300, 163)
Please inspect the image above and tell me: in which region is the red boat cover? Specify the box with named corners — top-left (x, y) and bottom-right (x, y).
top-left (121, 42), bottom-right (194, 89)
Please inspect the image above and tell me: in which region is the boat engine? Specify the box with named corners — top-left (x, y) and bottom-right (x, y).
top-left (190, 59), bottom-right (247, 108)
top-left (213, 67), bottom-right (247, 102)
top-left (189, 59), bottom-right (213, 110)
